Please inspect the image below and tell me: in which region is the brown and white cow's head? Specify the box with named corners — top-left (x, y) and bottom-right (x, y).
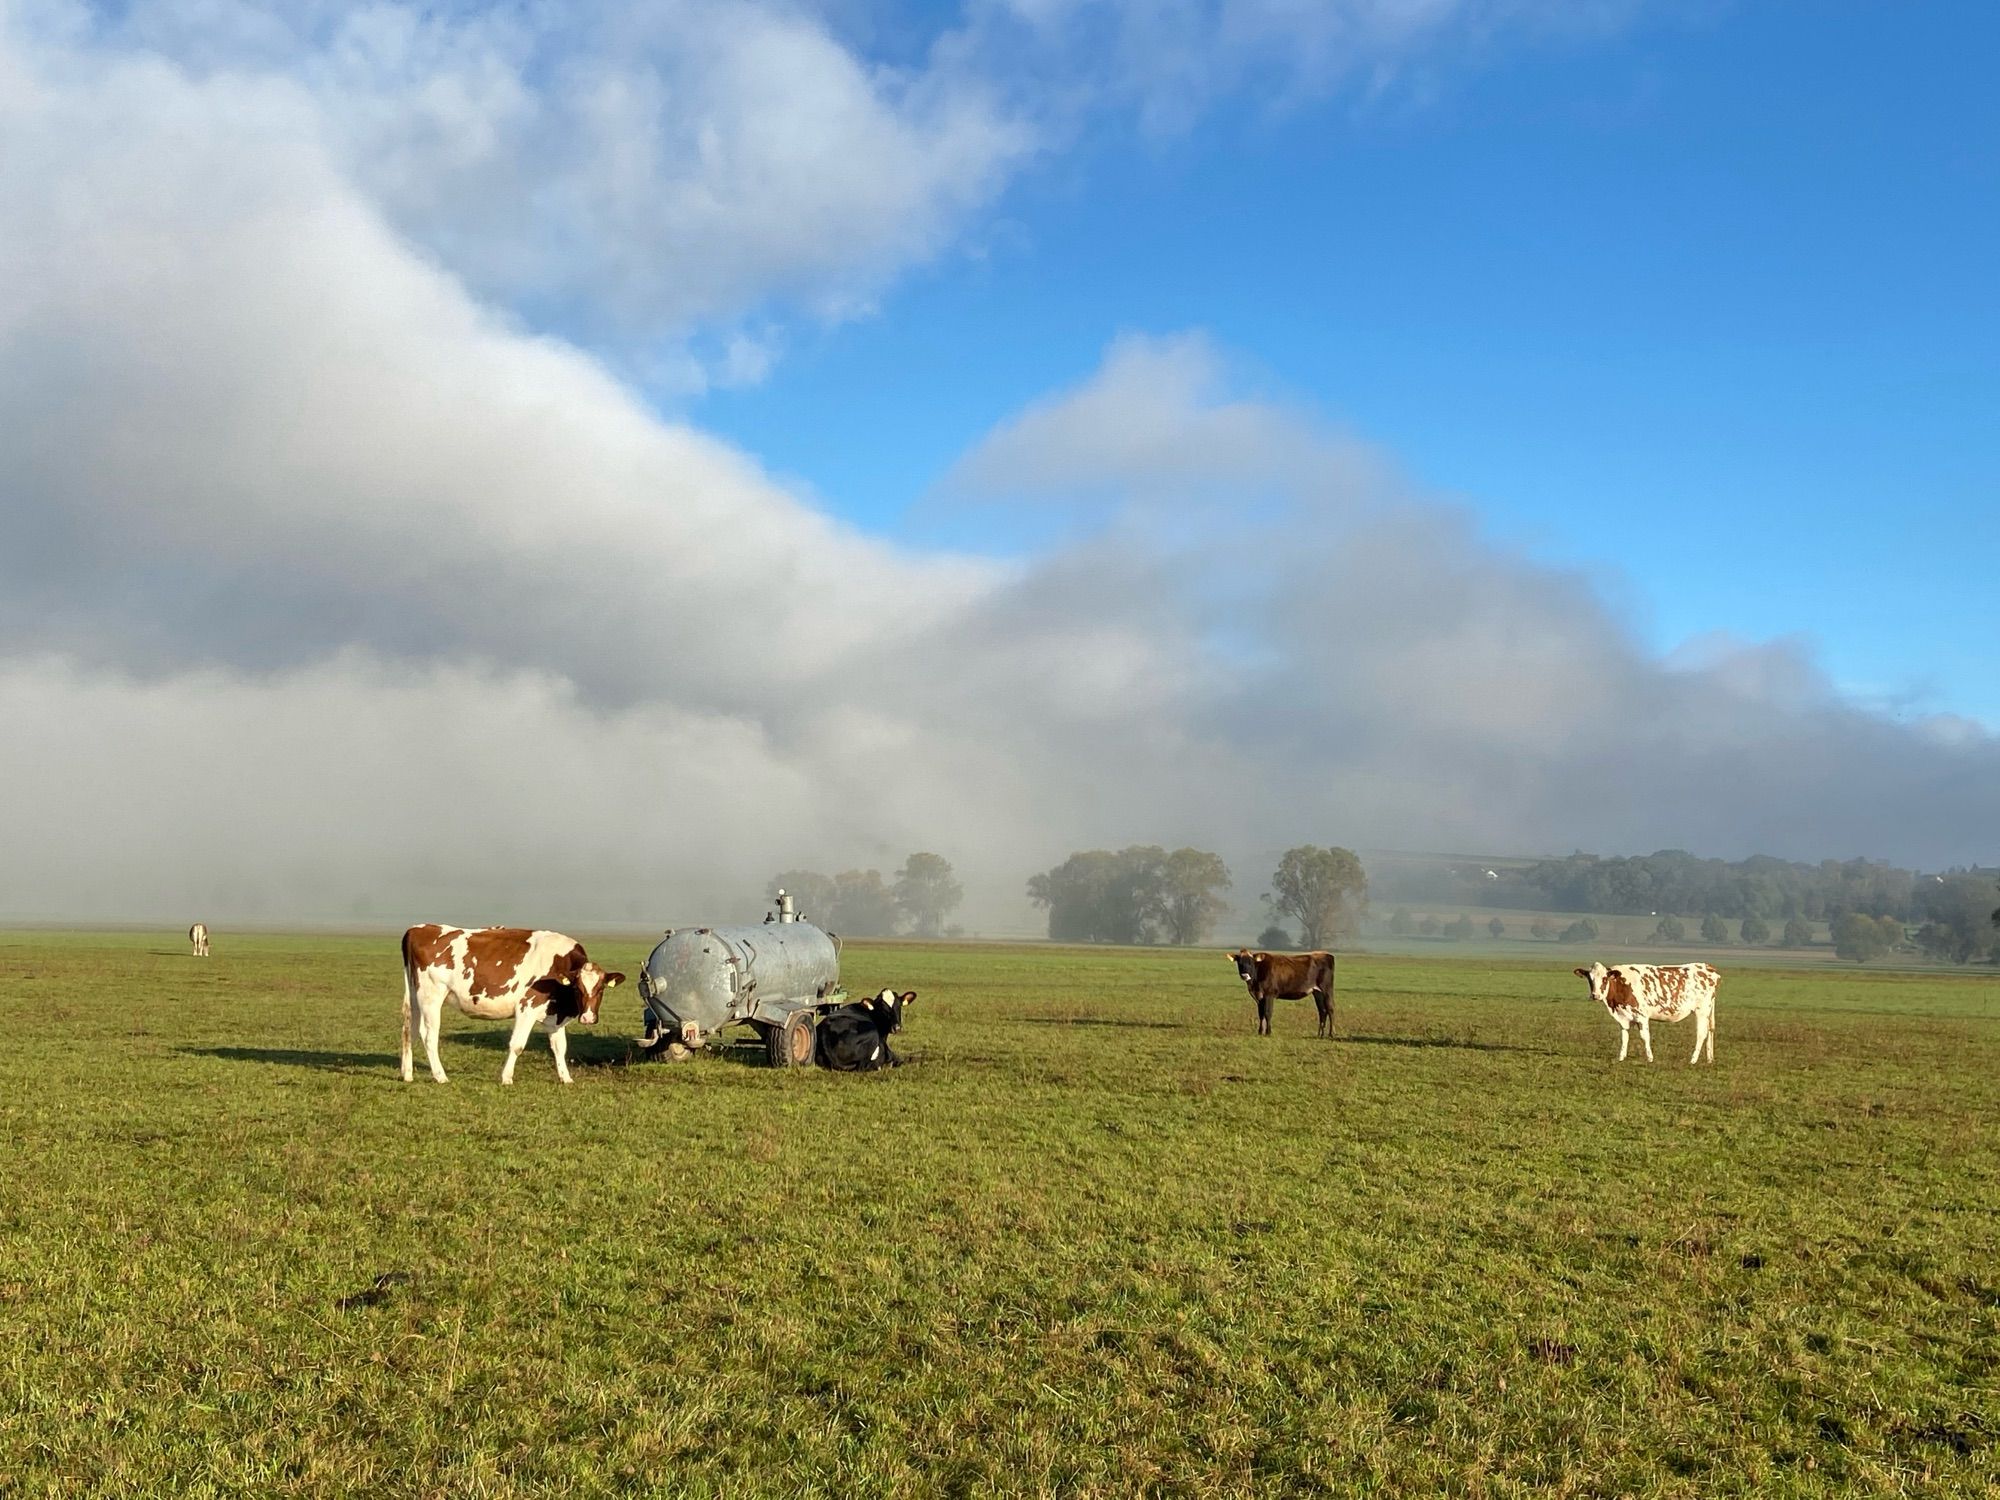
top-left (574, 960), bottom-right (625, 1025)
top-left (537, 947), bottom-right (625, 1025)
top-left (1573, 962), bottom-right (1618, 1012)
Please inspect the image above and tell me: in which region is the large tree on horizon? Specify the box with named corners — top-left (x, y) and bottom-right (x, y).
top-left (1265, 845), bottom-right (1367, 948)
top-left (1027, 846), bottom-right (1177, 944)
top-left (893, 852), bottom-right (963, 938)
top-left (1159, 848), bottom-right (1232, 946)
top-left (828, 869), bottom-right (899, 936)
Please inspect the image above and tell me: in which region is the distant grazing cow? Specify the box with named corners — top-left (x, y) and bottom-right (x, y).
top-left (400, 925), bottom-right (624, 1085)
top-left (816, 989), bottom-right (916, 1071)
top-left (1573, 961), bottom-right (1719, 1064)
top-left (1229, 949), bottom-right (1336, 1037)
top-left (189, 922), bottom-right (209, 958)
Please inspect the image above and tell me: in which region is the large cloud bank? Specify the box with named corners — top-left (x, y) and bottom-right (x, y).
top-left (2, 3), bottom-right (1993, 929)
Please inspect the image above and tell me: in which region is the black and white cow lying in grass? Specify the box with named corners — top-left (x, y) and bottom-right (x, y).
top-left (815, 989), bottom-right (915, 1071)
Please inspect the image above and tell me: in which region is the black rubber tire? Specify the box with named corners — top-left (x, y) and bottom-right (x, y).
top-left (766, 1011), bottom-right (816, 1069)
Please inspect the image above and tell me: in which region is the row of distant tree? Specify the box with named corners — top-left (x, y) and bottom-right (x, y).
top-left (1375, 847), bottom-right (1997, 926)
top-left (1829, 906), bottom-right (2000, 966)
top-left (776, 845), bottom-right (2000, 965)
top-left (1648, 913), bottom-right (1815, 948)
top-left (1025, 845), bottom-right (1366, 948)
top-left (764, 854), bottom-right (963, 938)
top-left (1378, 910), bottom-right (1821, 947)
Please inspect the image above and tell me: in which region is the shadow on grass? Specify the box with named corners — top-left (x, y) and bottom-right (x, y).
top-left (181, 1046), bottom-right (400, 1072)
top-left (183, 1025), bottom-right (638, 1073)
top-left (1017, 1017), bottom-right (1186, 1031)
top-left (415, 1029), bottom-right (637, 1071)
top-left (1341, 1032), bottom-right (1551, 1055)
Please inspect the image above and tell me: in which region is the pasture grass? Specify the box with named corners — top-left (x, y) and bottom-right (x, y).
top-left (1, 931), bottom-right (1996, 1497)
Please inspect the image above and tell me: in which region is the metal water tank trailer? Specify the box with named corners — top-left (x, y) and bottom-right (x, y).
top-left (638, 890), bottom-right (845, 1066)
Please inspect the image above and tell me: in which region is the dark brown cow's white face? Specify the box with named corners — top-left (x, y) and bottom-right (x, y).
top-left (1230, 949), bottom-right (1257, 984)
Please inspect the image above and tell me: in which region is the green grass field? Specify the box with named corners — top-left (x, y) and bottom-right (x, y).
top-left (2, 932), bottom-right (1996, 1497)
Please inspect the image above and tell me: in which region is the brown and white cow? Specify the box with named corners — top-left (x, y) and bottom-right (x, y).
top-left (1573, 961), bottom-right (1719, 1064)
top-left (400, 925), bottom-right (624, 1085)
top-left (189, 922), bottom-right (209, 958)
top-left (1229, 948), bottom-right (1337, 1037)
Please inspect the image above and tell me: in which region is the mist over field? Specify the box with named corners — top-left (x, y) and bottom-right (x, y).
top-left (4, 4), bottom-right (1997, 931)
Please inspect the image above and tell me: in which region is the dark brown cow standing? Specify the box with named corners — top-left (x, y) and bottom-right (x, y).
top-left (1229, 948), bottom-right (1337, 1037)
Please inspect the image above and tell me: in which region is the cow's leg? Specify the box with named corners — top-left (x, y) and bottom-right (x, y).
top-left (400, 967), bottom-right (415, 1083)
top-left (1703, 1005), bottom-right (1716, 1063)
top-left (1616, 1021), bottom-right (1630, 1061)
top-left (549, 1022), bottom-right (574, 1085)
top-left (500, 1007), bottom-right (538, 1085)
top-left (420, 989), bottom-right (450, 1084)
top-left (1315, 989), bottom-right (1333, 1039)
top-left (1689, 1010), bottom-right (1708, 1066)
top-left (1637, 1018), bottom-right (1654, 1063)
top-left (1256, 995), bottom-right (1272, 1036)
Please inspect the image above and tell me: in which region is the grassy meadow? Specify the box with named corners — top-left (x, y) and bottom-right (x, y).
top-left (1, 931), bottom-right (1996, 1497)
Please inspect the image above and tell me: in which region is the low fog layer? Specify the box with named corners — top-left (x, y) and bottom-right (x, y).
top-left (3, 7), bottom-right (1995, 930)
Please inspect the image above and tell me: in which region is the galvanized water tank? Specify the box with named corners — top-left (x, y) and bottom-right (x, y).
top-left (639, 915), bottom-right (841, 1048)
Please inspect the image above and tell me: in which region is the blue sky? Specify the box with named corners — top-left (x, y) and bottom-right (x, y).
top-left (692, 0), bottom-right (1999, 721)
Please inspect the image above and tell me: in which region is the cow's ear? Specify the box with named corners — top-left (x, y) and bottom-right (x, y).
top-left (898, 991), bottom-right (916, 1005)
top-left (604, 971), bottom-right (626, 988)
top-left (1572, 967), bottom-right (1591, 979)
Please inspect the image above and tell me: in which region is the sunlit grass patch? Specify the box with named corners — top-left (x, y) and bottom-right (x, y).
top-left (1, 932), bottom-right (1995, 1495)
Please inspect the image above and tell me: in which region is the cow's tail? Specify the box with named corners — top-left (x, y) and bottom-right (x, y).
top-left (399, 929), bottom-right (417, 1081)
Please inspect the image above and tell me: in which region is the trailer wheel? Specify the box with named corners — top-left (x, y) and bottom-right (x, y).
top-left (766, 1010), bottom-right (816, 1069)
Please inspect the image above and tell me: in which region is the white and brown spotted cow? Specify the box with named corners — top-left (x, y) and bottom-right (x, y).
top-left (1573, 961), bottom-right (1719, 1064)
top-left (400, 925), bottom-right (624, 1085)
top-left (189, 922), bottom-right (209, 957)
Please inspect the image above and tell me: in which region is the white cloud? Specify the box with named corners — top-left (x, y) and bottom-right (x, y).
top-left (20, 0), bottom-right (1036, 355)
top-left (943, 332), bottom-right (1389, 536)
top-left (0, 25), bottom-right (996, 700)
